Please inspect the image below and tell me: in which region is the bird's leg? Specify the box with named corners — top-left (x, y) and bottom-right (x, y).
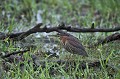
top-left (65, 53), bottom-right (74, 61)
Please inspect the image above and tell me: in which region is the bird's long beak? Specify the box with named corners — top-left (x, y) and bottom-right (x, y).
top-left (49, 32), bottom-right (61, 37)
top-left (48, 35), bottom-right (59, 37)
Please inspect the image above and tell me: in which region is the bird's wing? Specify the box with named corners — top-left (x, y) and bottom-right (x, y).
top-left (67, 37), bottom-right (86, 51)
top-left (65, 40), bottom-right (88, 56)
top-left (66, 40), bottom-right (88, 56)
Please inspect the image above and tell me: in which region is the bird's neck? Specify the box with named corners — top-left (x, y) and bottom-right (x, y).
top-left (60, 36), bottom-right (68, 44)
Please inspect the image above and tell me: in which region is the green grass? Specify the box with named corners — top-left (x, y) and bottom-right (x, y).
top-left (0, 0), bottom-right (120, 79)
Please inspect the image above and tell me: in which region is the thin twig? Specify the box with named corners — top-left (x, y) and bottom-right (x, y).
top-left (1, 49), bottom-right (29, 59)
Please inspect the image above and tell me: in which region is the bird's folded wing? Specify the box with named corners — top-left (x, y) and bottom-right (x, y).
top-left (68, 39), bottom-right (86, 51)
top-left (65, 40), bottom-right (88, 56)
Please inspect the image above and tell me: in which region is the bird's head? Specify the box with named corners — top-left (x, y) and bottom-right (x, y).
top-left (57, 30), bottom-right (71, 37)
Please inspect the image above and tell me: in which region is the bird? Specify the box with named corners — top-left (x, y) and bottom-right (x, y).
top-left (57, 30), bottom-right (88, 57)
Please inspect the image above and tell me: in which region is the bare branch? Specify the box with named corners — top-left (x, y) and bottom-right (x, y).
top-left (0, 23), bottom-right (120, 40)
top-left (89, 33), bottom-right (120, 47)
top-left (1, 49), bottom-right (29, 59)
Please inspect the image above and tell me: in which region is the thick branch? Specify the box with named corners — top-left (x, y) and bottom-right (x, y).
top-left (0, 23), bottom-right (120, 40)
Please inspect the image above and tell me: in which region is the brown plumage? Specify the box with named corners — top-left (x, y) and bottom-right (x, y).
top-left (58, 31), bottom-right (88, 57)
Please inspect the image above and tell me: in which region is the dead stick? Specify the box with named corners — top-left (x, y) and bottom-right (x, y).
top-left (89, 33), bottom-right (120, 47)
top-left (1, 49), bottom-right (29, 59)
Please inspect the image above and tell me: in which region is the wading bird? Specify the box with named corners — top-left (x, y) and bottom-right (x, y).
top-left (57, 30), bottom-right (88, 57)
